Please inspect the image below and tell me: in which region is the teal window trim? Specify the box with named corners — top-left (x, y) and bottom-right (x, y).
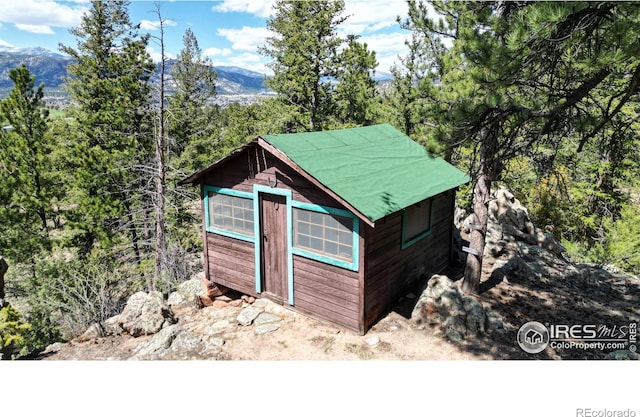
top-left (203, 185), bottom-right (254, 243)
top-left (252, 185), bottom-right (294, 305)
top-left (291, 201), bottom-right (359, 272)
top-left (401, 198), bottom-right (434, 249)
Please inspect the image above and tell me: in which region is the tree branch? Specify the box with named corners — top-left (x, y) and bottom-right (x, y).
top-left (577, 63), bottom-right (640, 152)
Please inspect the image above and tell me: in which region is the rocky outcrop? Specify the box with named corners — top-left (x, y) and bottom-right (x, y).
top-left (456, 186), bottom-right (571, 285)
top-left (103, 291), bottom-right (175, 337)
top-left (412, 275), bottom-right (506, 341)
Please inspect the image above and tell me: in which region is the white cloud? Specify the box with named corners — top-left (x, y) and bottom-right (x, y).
top-left (213, 0), bottom-right (275, 18)
top-left (147, 46), bottom-right (176, 63)
top-left (359, 32), bottom-right (411, 73)
top-left (15, 23), bottom-right (55, 34)
top-left (0, 1), bottom-right (88, 33)
top-left (210, 52), bottom-right (270, 75)
top-left (204, 47), bottom-right (233, 57)
top-left (217, 26), bottom-right (271, 52)
top-left (140, 19), bottom-right (177, 31)
top-left (340, 0), bottom-right (409, 34)
top-left (0, 39), bottom-right (13, 47)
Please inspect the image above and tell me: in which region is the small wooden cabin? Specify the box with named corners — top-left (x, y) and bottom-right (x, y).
top-left (180, 124), bottom-right (469, 334)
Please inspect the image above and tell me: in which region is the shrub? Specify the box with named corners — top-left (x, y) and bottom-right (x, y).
top-left (0, 304), bottom-right (31, 359)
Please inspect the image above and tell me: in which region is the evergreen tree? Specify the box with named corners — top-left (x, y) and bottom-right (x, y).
top-left (399, 1), bottom-right (640, 293)
top-left (60, 0), bottom-right (154, 257)
top-left (260, 0), bottom-right (347, 131)
top-left (168, 28), bottom-right (219, 175)
top-left (0, 65), bottom-right (58, 264)
top-left (335, 36), bottom-right (378, 126)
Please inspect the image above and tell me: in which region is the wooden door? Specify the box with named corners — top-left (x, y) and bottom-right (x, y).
top-left (260, 193), bottom-right (287, 303)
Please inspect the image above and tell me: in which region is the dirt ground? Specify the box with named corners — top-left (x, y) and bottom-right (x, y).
top-left (37, 291), bottom-right (497, 361)
top-left (33, 258), bottom-right (640, 361)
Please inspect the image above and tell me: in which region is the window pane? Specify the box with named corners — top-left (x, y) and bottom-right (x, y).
top-left (310, 225), bottom-right (323, 238)
top-left (404, 199), bottom-right (431, 242)
top-left (338, 231), bottom-right (351, 244)
top-left (339, 244), bottom-right (352, 258)
top-left (298, 235), bottom-right (310, 247)
top-left (293, 207), bottom-right (354, 263)
top-left (310, 237), bottom-right (323, 251)
top-left (208, 192), bottom-right (254, 238)
top-left (326, 227), bottom-right (338, 242)
top-left (325, 242), bottom-right (338, 255)
top-left (309, 211), bottom-right (324, 225)
top-left (297, 210), bottom-right (309, 222)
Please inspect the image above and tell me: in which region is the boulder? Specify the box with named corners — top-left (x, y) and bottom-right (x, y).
top-left (168, 274), bottom-right (212, 306)
top-left (106, 291), bottom-right (175, 337)
top-left (412, 274), bottom-right (506, 341)
top-left (133, 324), bottom-right (181, 358)
top-left (77, 323), bottom-right (104, 341)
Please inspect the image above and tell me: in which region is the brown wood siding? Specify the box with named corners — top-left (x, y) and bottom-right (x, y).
top-left (207, 233), bottom-right (256, 296)
top-left (202, 145), bottom-right (343, 208)
top-left (292, 255), bottom-right (361, 332)
top-left (363, 190), bottom-right (455, 329)
top-left (203, 144), bottom-right (363, 331)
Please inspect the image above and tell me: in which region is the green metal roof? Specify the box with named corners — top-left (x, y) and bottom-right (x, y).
top-left (262, 124), bottom-right (469, 223)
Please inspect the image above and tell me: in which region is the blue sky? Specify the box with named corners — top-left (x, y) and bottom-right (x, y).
top-left (0, 0), bottom-right (414, 75)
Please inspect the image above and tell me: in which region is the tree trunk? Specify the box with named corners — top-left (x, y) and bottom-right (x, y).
top-left (462, 171), bottom-right (490, 294)
top-left (153, 7), bottom-right (168, 292)
top-left (462, 129), bottom-right (497, 295)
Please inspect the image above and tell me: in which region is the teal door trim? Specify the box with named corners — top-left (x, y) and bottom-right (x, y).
top-left (253, 185), bottom-right (294, 305)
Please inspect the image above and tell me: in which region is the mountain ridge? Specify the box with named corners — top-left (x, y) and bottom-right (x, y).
top-left (0, 46), bottom-right (270, 95)
top-left (0, 46), bottom-right (393, 96)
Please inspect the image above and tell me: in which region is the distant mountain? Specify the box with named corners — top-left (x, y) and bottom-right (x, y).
top-left (0, 46), bottom-right (269, 94)
top-left (0, 47), bottom-right (73, 88)
top-left (373, 71), bottom-right (393, 82)
top-left (0, 45), bottom-right (66, 58)
top-left (160, 60), bottom-right (269, 95)
top-left (0, 46), bottom-right (393, 96)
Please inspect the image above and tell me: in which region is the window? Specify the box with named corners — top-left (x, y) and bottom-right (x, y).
top-left (206, 189), bottom-right (254, 241)
top-left (402, 198), bottom-right (432, 248)
top-left (292, 205), bottom-right (358, 270)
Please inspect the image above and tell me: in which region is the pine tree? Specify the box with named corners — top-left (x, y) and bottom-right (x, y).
top-left (60, 0), bottom-right (154, 257)
top-left (260, 0), bottom-right (347, 131)
top-left (0, 65), bottom-right (57, 263)
top-left (335, 36), bottom-right (378, 126)
top-left (399, 1), bottom-right (640, 293)
top-left (168, 27), bottom-right (219, 175)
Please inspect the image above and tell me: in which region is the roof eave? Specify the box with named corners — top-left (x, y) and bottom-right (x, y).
top-left (177, 140), bottom-right (258, 186)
